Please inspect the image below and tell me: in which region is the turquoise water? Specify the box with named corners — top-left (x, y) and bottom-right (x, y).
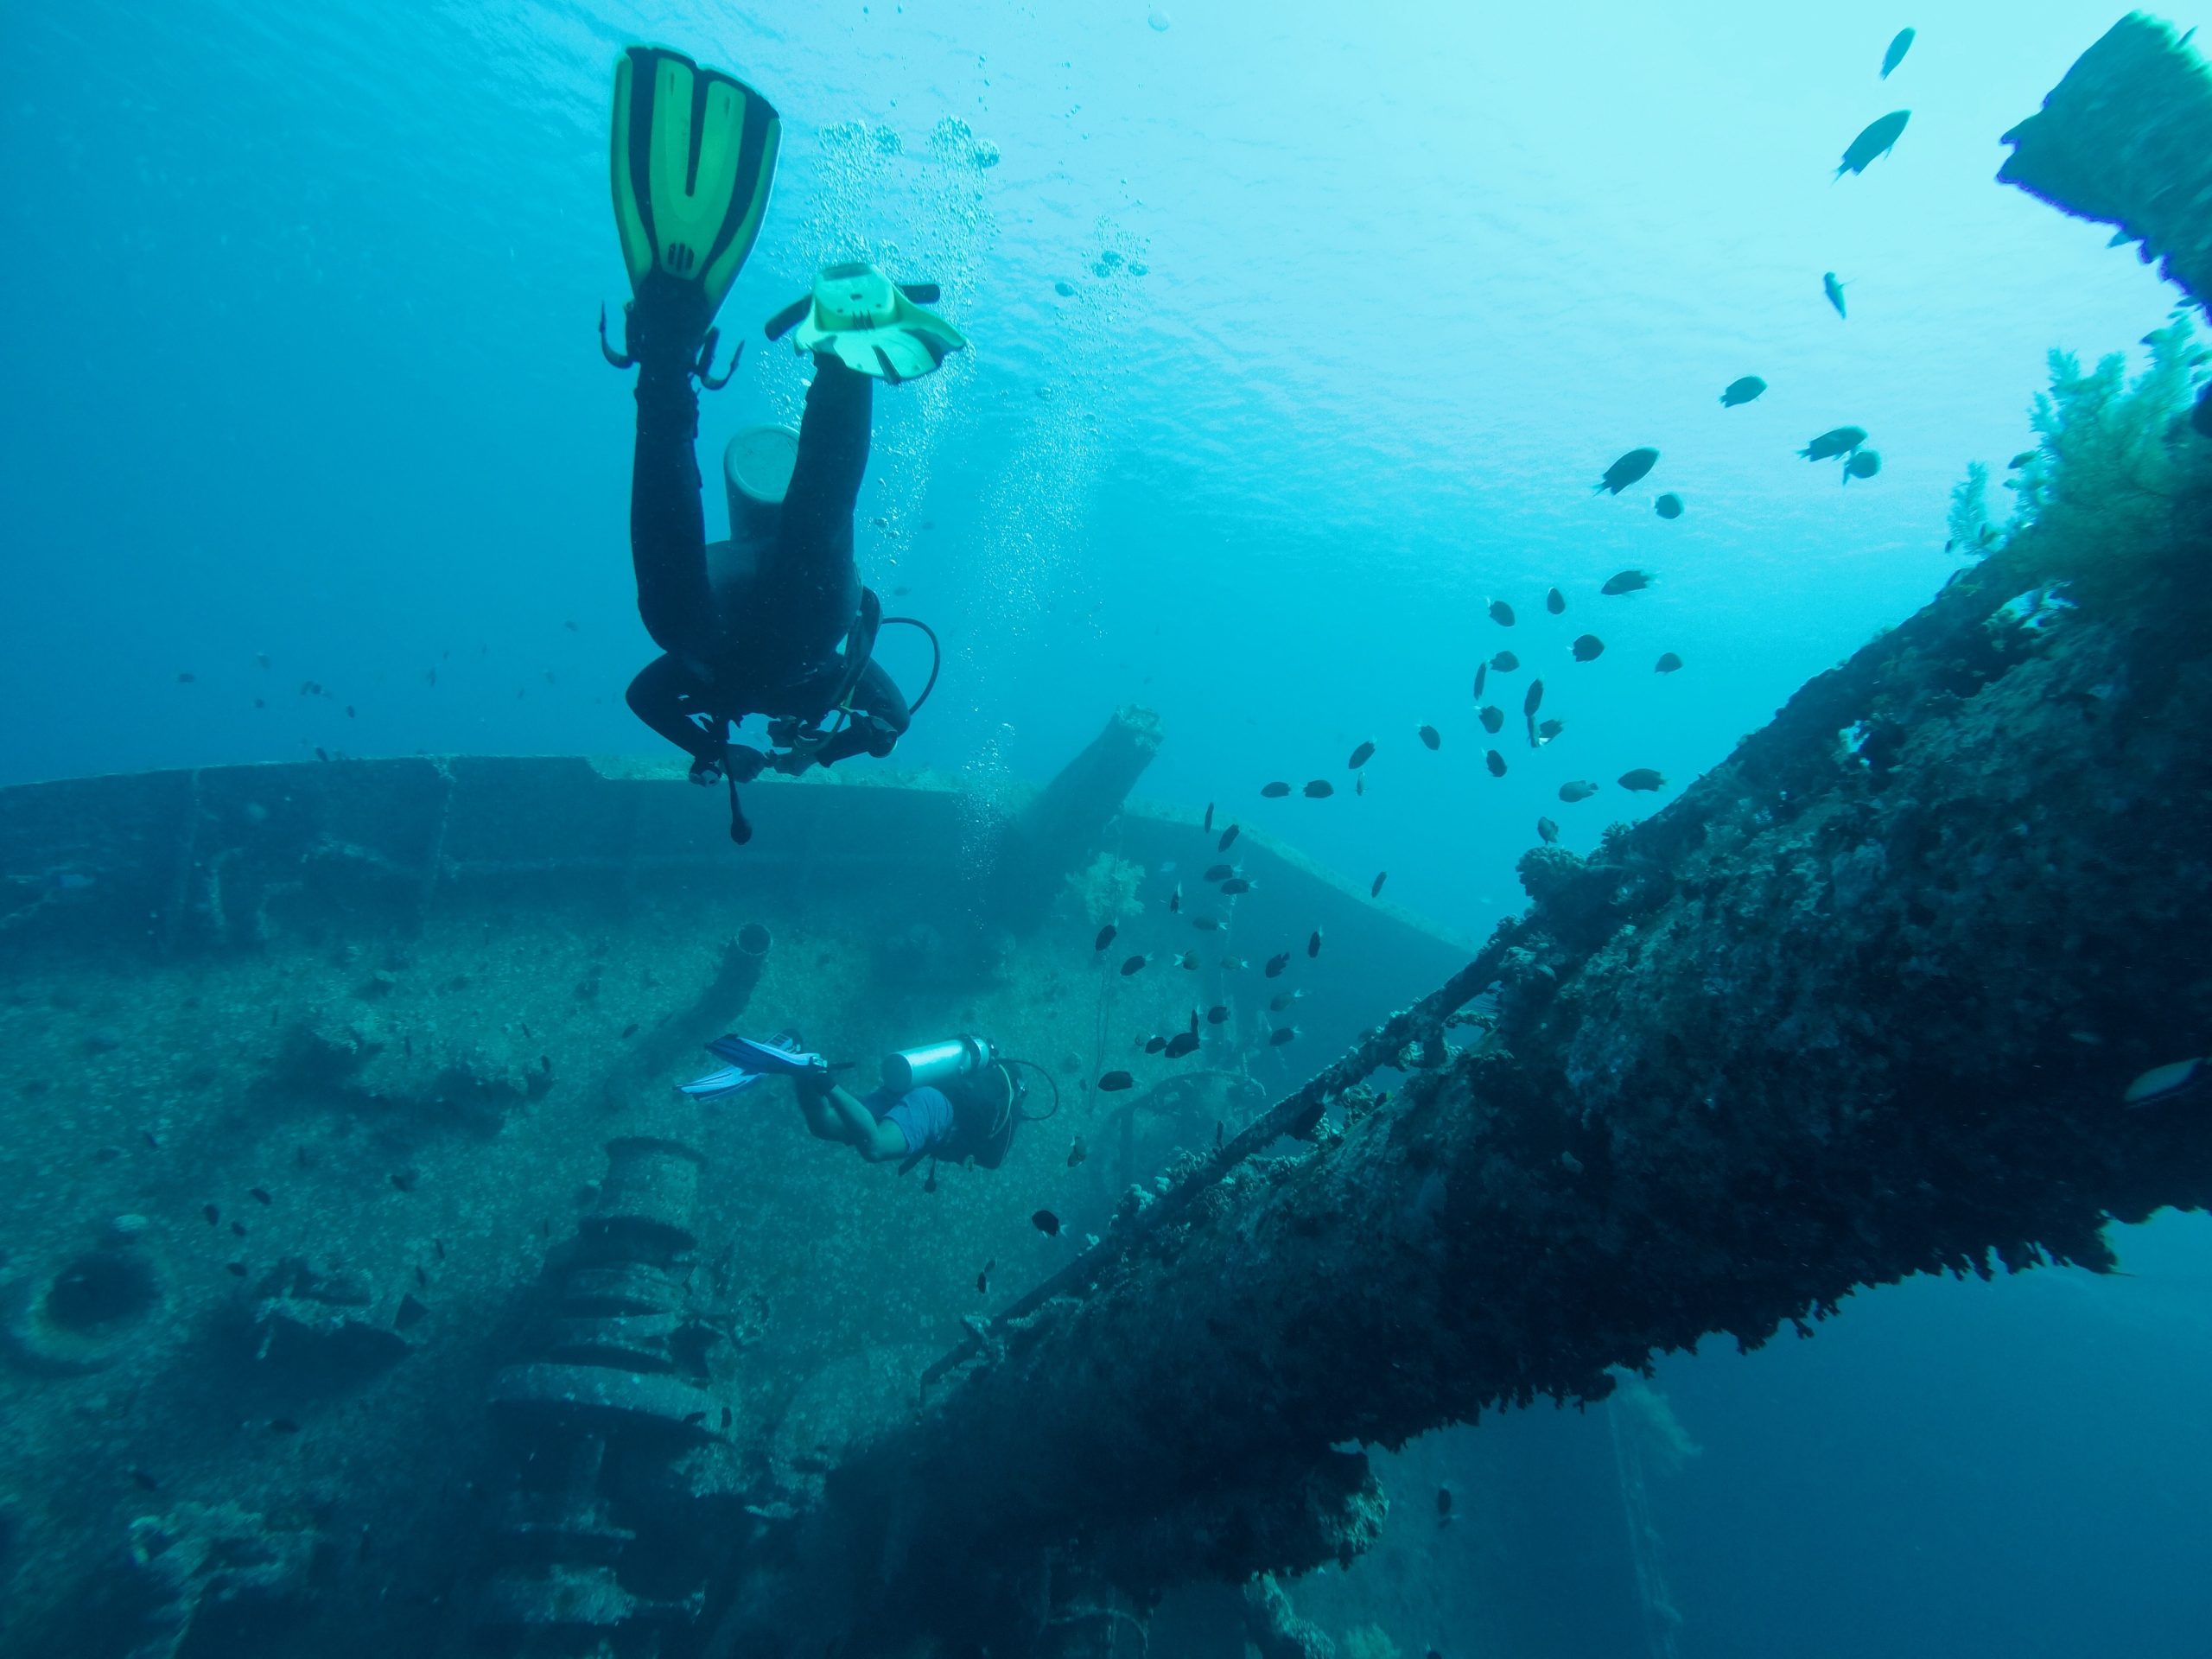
top-left (4, 2), bottom-right (2208, 1654)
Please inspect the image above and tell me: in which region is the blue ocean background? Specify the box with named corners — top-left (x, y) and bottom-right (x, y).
top-left (4, 2), bottom-right (2208, 1653)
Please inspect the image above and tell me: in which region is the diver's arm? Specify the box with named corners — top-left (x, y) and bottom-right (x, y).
top-left (626, 655), bottom-right (726, 767)
top-left (812, 1080), bottom-right (909, 1163)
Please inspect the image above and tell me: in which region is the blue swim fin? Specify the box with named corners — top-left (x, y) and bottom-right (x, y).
top-left (678, 1030), bottom-right (823, 1098)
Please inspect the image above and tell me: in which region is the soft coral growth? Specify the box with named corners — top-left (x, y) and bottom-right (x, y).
top-left (2005, 319), bottom-right (2212, 598)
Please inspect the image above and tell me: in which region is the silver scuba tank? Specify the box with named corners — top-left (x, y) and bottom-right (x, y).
top-left (881, 1033), bottom-right (996, 1093)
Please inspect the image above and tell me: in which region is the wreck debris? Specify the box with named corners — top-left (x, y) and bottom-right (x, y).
top-left (1999, 14), bottom-right (2212, 315)
top-left (1, 1225), bottom-right (167, 1376)
top-left (991, 707), bottom-right (1165, 933)
top-left (474, 1132), bottom-right (740, 1652)
top-left (121, 1501), bottom-right (316, 1659)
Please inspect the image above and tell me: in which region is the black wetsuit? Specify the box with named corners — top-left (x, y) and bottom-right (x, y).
top-left (626, 351), bottom-right (910, 774)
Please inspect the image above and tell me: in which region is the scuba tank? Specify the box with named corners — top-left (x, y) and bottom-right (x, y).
top-left (882, 1033), bottom-right (997, 1093)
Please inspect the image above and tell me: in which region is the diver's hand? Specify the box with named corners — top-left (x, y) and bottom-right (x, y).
top-left (768, 748), bottom-right (814, 778)
top-left (691, 745), bottom-right (768, 786)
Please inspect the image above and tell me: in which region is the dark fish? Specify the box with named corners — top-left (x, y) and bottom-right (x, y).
top-left (1619, 768), bottom-right (1667, 791)
top-left (1478, 704), bottom-right (1503, 734)
top-left (1165, 1031), bottom-right (1200, 1059)
top-left (1823, 271), bottom-right (1848, 318)
top-left (1571, 634), bottom-right (1605, 661)
top-left (130, 1468), bottom-right (159, 1491)
top-left (1032, 1210), bottom-right (1062, 1236)
top-left (1472, 661), bottom-right (1488, 699)
top-left (391, 1168), bottom-right (417, 1192)
top-left (1485, 749), bottom-right (1506, 777)
top-left (1597, 446), bottom-right (1659, 494)
top-left (1192, 915), bottom-right (1222, 931)
top-left (1536, 717), bottom-right (1564, 742)
top-left (1145, 1035), bottom-right (1167, 1053)
top-left (1720, 375), bottom-right (1766, 407)
top-left (1094, 924), bottom-right (1116, 951)
top-left (226, 1262), bottom-right (248, 1278)
top-left (1800, 425), bottom-right (1867, 461)
top-left (1600, 569), bottom-right (1649, 595)
top-left (269, 1417), bottom-right (301, 1433)
top-left (1269, 1027), bottom-right (1300, 1047)
top-left (1206, 1004), bottom-right (1231, 1024)
top-left (1190, 1008), bottom-right (1200, 1035)
top-left (1261, 781), bottom-right (1291, 798)
top-left (1844, 449), bottom-right (1882, 481)
top-left (1490, 651), bottom-right (1519, 671)
top-left (620, 1021), bottom-right (639, 1039)
top-left (249, 1187), bottom-right (271, 1205)
top-left (176, 671), bottom-right (195, 683)
top-left (1221, 877), bottom-right (1253, 895)
top-left (1655, 652), bottom-right (1683, 673)
top-left (1068, 1137), bottom-right (1087, 1167)
top-left (1487, 599), bottom-right (1515, 626)
top-left (978, 1261), bottom-right (994, 1293)
top-left (1880, 26), bottom-right (1914, 79)
top-left (1218, 824), bottom-right (1241, 851)
top-left (1269, 989), bottom-right (1303, 1012)
top-left (434, 1239), bottom-right (446, 1261)
top-left (202, 1204), bottom-right (219, 1226)
top-left (1537, 816), bottom-right (1560, 843)
top-left (1560, 780), bottom-right (1599, 802)
top-left (315, 747), bottom-right (329, 762)
top-left (1169, 883), bottom-right (1182, 913)
top-left (1098, 1071), bottom-right (1135, 1092)
top-left (2008, 450), bottom-right (2037, 469)
top-left (1371, 871), bottom-right (1387, 898)
top-left (1266, 952), bottom-right (1291, 978)
top-left (1303, 779), bottom-right (1334, 798)
top-left (1348, 741), bottom-right (1376, 769)
top-left (1179, 950), bottom-right (1201, 969)
top-left (1355, 772), bottom-right (1364, 796)
top-left (1837, 110), bottom-right (1909, 177)
top-left (1437, 1485), bottom-right (1453, 1516)
top-left (1418, 724), bottom-right (1440, 751)
top-left (1545, 587), bottom-right (1566, 614)
top-left (1205, 862), bottom-right (1236, 881)
top-left (414, 1265), bottom-right (428, 1287)
top-left (1523, 680), bottom-right (1543, 717)
top-left (230, 1221), bottom-right (246, 1236)
top-left (1307, 928), bottom-right (1324, 959)
top-left (1221, 956), bottom-right (1247, 970)
top-left (1654, 492), bottom-right (1683, 519)
top-left (682, 1408), bottom-right (708, 1427)
top-left (1121, 954), bottom-right (1149, 976)
top-left (1204, 801), bottom-right (1215, 831)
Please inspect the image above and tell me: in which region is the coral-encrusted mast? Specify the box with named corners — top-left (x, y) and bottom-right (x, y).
top-left (710, 436), bottom-right (2212, 1659)
top-left (1999, 13), bottom-right (2212, 314)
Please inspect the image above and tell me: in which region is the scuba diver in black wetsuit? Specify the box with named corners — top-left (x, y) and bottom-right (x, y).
top-left (601, 47), bottom-right (965, 842)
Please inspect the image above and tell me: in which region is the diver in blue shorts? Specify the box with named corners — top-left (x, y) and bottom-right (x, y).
top-left (682, 1031), bottom-right (1052, 1174)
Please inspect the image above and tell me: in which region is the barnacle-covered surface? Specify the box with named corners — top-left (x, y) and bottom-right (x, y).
top-left (2000, 13), bottom-right (2212, 314)
top-left (723, 359), bottom-right (2212, 1655)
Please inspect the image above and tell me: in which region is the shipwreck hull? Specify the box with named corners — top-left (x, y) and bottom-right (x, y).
top-left (0, 750), bottom-right (1469, 1658)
